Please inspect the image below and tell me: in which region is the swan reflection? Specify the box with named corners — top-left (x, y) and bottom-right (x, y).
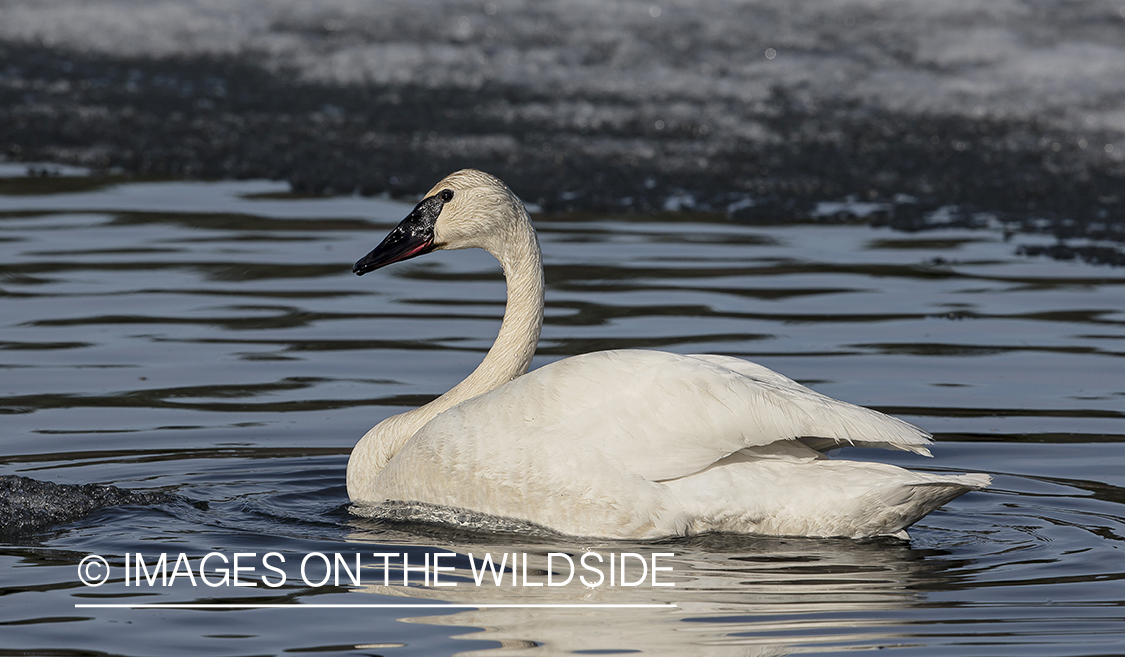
top-left (345, 522), bottom-right (959, 655)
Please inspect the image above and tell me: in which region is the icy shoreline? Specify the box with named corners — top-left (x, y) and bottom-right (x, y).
top-left (2, 0), bottom-right (1123, 257)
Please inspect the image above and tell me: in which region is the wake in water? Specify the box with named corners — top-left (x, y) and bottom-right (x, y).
top-left (0, 475), bottom-right (198, 539)
top-left (352, 500), bottom-right (563, 539)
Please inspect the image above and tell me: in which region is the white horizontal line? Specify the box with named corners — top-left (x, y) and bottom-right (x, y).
top-left (75, 603), bottom-right (678, 609)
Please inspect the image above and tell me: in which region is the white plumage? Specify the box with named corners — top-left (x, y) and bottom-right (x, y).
top-left (347, 169), bottom-right (990, 539)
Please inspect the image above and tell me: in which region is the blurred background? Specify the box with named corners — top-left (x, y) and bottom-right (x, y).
top-left (2, 0), bottom-right (1124, 259)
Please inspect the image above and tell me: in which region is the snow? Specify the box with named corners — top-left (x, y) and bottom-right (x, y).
top-left (2, 0), bottom-right (1122, 138)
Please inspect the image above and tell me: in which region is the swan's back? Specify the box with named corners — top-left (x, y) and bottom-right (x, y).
top-left (365, 350), bottom-right (986, 538)
top-left (437, 349), bottom-right (933, 481)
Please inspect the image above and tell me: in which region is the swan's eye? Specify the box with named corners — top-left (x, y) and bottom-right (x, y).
top-left (439, 189), bottom-right (454, 203)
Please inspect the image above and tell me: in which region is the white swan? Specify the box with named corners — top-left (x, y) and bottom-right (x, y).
top-left (347, 169), bottom-right (990, 539)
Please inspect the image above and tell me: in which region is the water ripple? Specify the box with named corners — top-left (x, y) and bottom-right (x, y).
top-left (0, 181), bottom-right (1122, 655)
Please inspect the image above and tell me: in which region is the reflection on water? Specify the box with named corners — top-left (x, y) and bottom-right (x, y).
top-left (0, 178), bottom-right (1123, 656)
top-left (342, 527), bottom-right (948, 656)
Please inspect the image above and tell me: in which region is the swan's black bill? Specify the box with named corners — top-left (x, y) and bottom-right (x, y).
top-left (354, 193), bottom-right (446, 275)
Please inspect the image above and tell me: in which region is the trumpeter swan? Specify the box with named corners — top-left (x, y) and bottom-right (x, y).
top-left (347, 169), bottom-right (990, 539)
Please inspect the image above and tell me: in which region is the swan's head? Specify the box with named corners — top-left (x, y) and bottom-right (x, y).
top-left (353, 169), bottom-right (530, 275)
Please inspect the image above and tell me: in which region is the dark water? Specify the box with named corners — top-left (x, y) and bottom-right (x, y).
top-left (1, 177), bottom-right (1123, 656)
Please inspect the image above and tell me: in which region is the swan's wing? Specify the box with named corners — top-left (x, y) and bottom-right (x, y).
top-left (687, 353), bottom-right (933, 457)
top-left (381, 349), bottom-right (964, 538)
top-left (495, 350), bottom-right (932, 482)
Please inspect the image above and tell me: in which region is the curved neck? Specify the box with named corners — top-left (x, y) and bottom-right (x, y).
top-left (437, 226), bottom-right (545, 410)
top-left (348, 214), bottom-right (544, 497)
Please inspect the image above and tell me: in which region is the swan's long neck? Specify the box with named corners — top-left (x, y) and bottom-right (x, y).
top-left (432, 223), bottom-right (544, 411)
top-left (347, 209), bottom-right (544, 499)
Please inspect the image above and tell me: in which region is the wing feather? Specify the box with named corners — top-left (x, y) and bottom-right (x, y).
top-left (429, 350), bottom-right (932, 484)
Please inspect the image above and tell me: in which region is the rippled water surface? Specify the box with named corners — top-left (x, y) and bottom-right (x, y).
top-left (1, 178), bottom-right (1123, 656)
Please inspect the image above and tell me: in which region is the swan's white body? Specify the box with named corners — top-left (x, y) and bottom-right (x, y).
top-left (347, 170), bottom-right (989, 539)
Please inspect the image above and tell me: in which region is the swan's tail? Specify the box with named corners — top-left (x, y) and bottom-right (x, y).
top-left (874, 472), bottom-right (992, 539)
top-left (665, 460), bottom-right (992, 539)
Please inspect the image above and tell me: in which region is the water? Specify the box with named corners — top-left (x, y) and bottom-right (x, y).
top-left (1, 177), bottom-right (1123, 656)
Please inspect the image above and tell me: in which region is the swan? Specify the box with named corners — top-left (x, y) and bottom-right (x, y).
top-left (347, 169), bottom-right (990, 539)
